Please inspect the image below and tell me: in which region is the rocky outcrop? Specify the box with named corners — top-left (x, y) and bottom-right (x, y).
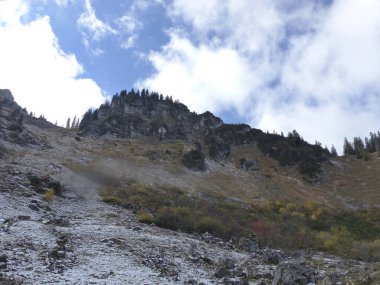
top-left (79, 90), bottom-right (223, 141)
top-left (205, 135), bottom-right (231, 160)
top-left (0, 89), bottom-right (54, 148)
top-left (240, 158), bottom-right (260, 171)
top-left (0, 89), bottom-right (15, 105)
top-left (182, 149), bottom-right (206, 171)
top-left (238, 234), bottom-right (259, 252)
top-left (272, 260), bottom-right (316, 285)
top-left (262, 249), bottom-right (285, 265)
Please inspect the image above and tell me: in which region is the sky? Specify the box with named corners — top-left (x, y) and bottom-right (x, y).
top-left (0, 0), bottom-right (380, 153)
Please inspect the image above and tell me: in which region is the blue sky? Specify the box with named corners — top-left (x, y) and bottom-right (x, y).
top-left (1, 0), bottom-right (380, 153)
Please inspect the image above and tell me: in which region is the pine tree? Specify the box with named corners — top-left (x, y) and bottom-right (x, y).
top-left (343, 138), bottom-right (355, 156)
top-left (71, 116), bottom-right (77, 128)
top-left (330, 145), bottom-right (338, 156)
top-left (66, 118), bottom-right (71, 129)
top-left (353, 137), bottom-right (365, 158)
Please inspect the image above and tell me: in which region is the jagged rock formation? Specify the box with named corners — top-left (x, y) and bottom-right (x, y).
top-left (79, 90), bottom-right (223, 141)
top-left (78, 89), bottom-right (330, 177)
top-left (0, 89), bottom-right (50, 149)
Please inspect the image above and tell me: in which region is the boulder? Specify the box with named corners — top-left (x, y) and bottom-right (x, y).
top-left (238, 235), bottom-right (259, 252)
top-left (182, 149), bottom-right (205, 171)
top-left (240, 158), bottom-right (260, 171)
top-left (262, 249), bottom-right (285, 265)
top-left (272, 261), bottom-right (316, 285)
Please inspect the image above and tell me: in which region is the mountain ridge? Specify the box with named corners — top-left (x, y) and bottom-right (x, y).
top-left (0, 88), bottom-right (379, 284)
top-left (77, 89), bottom-right (331, 180)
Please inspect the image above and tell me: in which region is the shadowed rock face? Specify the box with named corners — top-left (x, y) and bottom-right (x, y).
top-left (0, 89), bottom-right (15, 105)
top-left (0, 89), bottom-right (54, 148)
top-left (79, 91), bottom-right (224, 141)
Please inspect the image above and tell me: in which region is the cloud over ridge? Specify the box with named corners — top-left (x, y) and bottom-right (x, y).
top-left (139, 0), bottom-right (380, 151)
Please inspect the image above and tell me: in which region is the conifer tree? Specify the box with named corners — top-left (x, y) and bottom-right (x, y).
top-left (71, 116), bottom-right (77, 128)
top-left (343, 138), bottom-right (355, 156)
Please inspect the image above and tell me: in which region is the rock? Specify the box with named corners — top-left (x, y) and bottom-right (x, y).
top-left (50, 249), bottom-right (66, 259)
top-left (28, 203), bottom-right (40, 211)
top-left (272, 261), bottom-right (316, 285)
top-left (79, 91), bottom-right (223, 140)
top-left (206, 136), bottom-right (231, 160)
top-left (262, 249), bottom-right (285, 265)
top-left (215, 259), bottom-right (236, 278)
top-left (17, 215), bottom-right (31, 221)
top-left (182, 149), bottom-right (205, 171)
top-left (0, 89), bottom-right (15, 104)
top-left (27, 174), bottom-right (64, 196)
top-left (320, 276), bottom-right (333, 285)
top-left (0, 254), bottom-right (7, 263)
top-left (240, 158), bottom-right (260, 171)
top-left (47, 218), bottom-right (70, 227)
top-left (238, 235), bottom-right (259, 252)
top-left (215, 259), bottom-right (247, 283)
top-left (223, 278), bottom-right (249, 285)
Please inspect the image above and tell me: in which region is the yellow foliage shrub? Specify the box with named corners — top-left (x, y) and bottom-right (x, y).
top-left (137, 211), bottom-right (154, 224)
top-left (44, 189), bottom-right (55, 202)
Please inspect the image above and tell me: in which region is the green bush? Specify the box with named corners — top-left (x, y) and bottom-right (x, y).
top-left (101, 182), bottom-right (380, 261)
top-left (155, 207), bottom-right (195, 232)
top-left (137, 211), bottom-right (154, 224)
top-left (182, 149), bottom-right (205, 171)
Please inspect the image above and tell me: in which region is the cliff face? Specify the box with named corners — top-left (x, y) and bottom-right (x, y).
top-left (78, 90), bottom-right (331, 180)
top-left (79, 90), bottom-right (223, 140)
top-left (0, 89), bottom-right (54, 150)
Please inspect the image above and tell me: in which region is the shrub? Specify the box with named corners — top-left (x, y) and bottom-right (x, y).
top-left (101, 182), bottom-right (380, 261)
top-left (44, 188), bottom-right (55, 202)
top-left (196, 216), bottom-right (227, 237)
top-left (155, 207), bottom-right (195, 232)
top-left (182, 149), bottom-right (205, 171)
top-left (137, 211), bottom-right (154, 224)
top-left (351, 239), bottom-right (380, 261)
top-left (317, 226), bottom-right (353, 254)
top-left (101, 191), bottom-right (123, 205)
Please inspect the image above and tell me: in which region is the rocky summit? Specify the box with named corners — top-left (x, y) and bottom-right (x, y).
top-left (0, 89), bottom-right (379, 285)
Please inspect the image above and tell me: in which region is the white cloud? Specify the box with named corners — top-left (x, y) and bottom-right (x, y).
top-left (121, 36), bottom-right (137, 50)
top-left (140, 0), bottom-right (380, 152)
top-left (77, 0), bottom-right (117, 48)
top-left (138, 33), bottom-right (256, 114)
top-left (115, 13), bottom-right (142, 50)
top-left (132, 0), bottom-right (164, 11)
top-left (76, 0), bottom-right (148, 51)
top-left (116, 14), bottom-right (142, 34)
top-left (0, 0), bottom-right (28, 26)
top-left (0, 0), bottom-right (104, 126)
top-left (54, 0), bottom-right (74, 8)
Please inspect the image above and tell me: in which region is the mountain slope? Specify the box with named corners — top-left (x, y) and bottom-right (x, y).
top-left (0, 89), bottom-right (379, 284)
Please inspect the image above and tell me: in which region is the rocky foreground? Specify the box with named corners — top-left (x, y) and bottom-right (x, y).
top-left (0, 155), bottom-right (377, 284)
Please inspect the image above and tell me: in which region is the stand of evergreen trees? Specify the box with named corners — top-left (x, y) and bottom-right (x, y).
top-left (343, 132), bottom-right (380, 159)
